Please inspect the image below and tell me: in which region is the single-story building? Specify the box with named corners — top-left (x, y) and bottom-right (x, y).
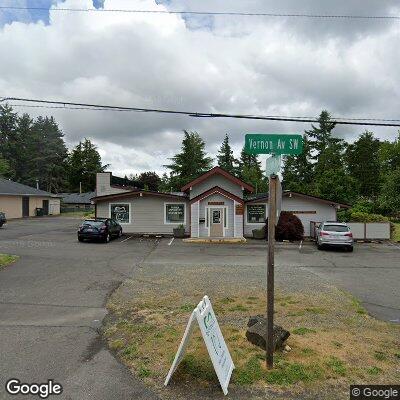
top-left (0, 177), bottom-right (61, 219)
top-left (59, 192), bottom-right (96, 211)
top-left (92, 168), bottom-right (349, 238)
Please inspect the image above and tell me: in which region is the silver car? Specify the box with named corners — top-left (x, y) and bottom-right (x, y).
top-left (316, 222), bottom-right (353, 252)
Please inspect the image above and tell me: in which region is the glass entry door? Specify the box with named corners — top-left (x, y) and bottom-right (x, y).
top-left (210, 208), bottom-right (223, 237)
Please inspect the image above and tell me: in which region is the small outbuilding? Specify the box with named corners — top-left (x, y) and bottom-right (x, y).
top-left (59, 192), bottom-right (95, 211)
top-left (92, 168), bottom-right (349, 238)
top-left (0, 177), bottom-right (61, 219)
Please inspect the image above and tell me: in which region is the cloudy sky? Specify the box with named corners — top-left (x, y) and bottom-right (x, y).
top-left (0, 0), bottom-right (399, 176)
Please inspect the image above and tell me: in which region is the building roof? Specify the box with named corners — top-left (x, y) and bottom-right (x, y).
top-left (59, 192), bottom-right (96, 204)
top-left (181, 166), bottom-right (254, 193)
top-left (245, 190), bottom-right (351, 208)
top-left (92, 190), bottom-right (189, 202)
top-left (0, 177), bottom-right (60, 197)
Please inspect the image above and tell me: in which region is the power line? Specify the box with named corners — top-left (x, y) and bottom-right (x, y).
top-left (7, 103), bottom-right (400, 123)
top-left (1, 97), bottom-right (399, 127)
top-left (0, 6), bottom-right (399, 20)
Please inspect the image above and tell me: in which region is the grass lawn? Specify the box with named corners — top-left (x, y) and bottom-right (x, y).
top-left (392, 223), bottom-right (400, 242)
top-left (0, 253), bottom-right (18, 269)
top-left (60, 210), bottom-right (95, 218)
top-left (104, 284), bottom-right (400, 399)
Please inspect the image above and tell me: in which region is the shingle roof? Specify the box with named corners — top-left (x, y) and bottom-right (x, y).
top-left (0, 177), bottom-right (60, 197)
top-left (59, 192), bottom-right (96, 204)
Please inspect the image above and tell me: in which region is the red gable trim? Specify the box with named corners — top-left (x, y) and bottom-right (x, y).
top-left (181, 166), bottom-right (254, 193)
top-left (190, 186), bottom-right (244, 205)
top-left (92, 190), bottom-right (188, 203)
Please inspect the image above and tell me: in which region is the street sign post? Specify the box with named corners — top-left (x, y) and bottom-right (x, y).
top-left (245, 134), bottom-right (303, 155)
top-left (244, 133), bottom-right (302, 369)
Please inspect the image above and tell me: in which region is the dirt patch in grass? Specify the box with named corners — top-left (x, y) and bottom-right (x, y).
top-left (0, 253), bottom-right (18, 269)
top-left (104, 274), bottom-right (400, 400)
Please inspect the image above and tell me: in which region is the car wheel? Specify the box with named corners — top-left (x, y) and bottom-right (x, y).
top-left (317, 242), bottom-right (323, 250)
top-left (118, 229), bottom-right (123, 238)
top-left (348, 246), bottom-right (354, 252)
top-left (78, 237), bottom-right (84, 242)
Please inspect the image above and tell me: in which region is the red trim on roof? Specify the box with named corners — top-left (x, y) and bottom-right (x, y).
top-left (181, 166), bottom-right (254, 193)
top-left (189, 186), bottom-right (244, 205)
top-left (92, 190), bottom-right (188, 203)
top-left (245, 191), bottom-right (350, 208)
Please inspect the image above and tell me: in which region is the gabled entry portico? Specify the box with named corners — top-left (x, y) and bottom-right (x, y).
top-left (181, 167), bottom-right (253, 239)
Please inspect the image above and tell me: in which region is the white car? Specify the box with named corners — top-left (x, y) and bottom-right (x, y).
top-left (316, 222), bottom-right (353, 252)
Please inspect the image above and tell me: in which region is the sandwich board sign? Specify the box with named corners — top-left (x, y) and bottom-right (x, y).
top-left (164, 295), bottom-right (234, 395)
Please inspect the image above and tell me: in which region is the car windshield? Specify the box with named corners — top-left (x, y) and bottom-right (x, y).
top-left (323, 225), bottom-right (349, 232)
top-left (82, 220), bottom-right (104, 227)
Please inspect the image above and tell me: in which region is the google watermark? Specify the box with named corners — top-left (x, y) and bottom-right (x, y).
top-left (5, 379), bottom-right (62, 399)
top-left (350, 385), bottom-right (399, 400)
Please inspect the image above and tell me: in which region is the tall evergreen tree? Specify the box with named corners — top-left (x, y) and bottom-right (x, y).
top-left (0, 156), bottom-right (11, 177)
top-left (68, 138), bottom-right (108, 192)
top-left (282, 135), bottom-right (314, 193)
top-left (306, 110), bottom-right (337, 158)
top-left (346, 131), bottom-right (381, 198)
top-left (0, 104), bottom-right (18, 179)
top-left (165, 130), bottom-right (213, 190)
top-left (238, 146), bottom-right (267, 193)
top-left (28, 116), bottom-right (69, 192)
top-left (378, 133), bottom-right (400, 214)
top-left (217, 134), bottom-right (237, 175)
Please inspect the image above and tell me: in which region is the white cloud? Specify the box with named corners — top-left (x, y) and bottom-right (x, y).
top-left (1, 0), bottom-right (399, 176)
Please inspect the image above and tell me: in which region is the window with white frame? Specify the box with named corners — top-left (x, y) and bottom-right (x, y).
top-left (165, 203), bottom-right (185, 224)
top-left (110, 203), bottom-right (130, 224)
top-left (247, 204), bottom-right (266, 223)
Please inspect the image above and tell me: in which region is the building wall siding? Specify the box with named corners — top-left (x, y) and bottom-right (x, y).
top-left (0, 195), bottom-right (23, 219)
top-left (0, 195), bottom-right (60, 219)
top-left (29, 197), bottom-right (61, 216)
top-left (234, 201), bottom-right (244, 237)
top-left (191, 202), bottom-right (199, 237)
top-left (96, 195), bottom-right (190, 234)
top-left (244, 195), bottom-right (337, 237)
top-left (190, 175), bottom-right (243, 200)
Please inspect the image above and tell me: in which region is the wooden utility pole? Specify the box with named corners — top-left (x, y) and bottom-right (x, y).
top-left (266, 174), bottom-right (277, 368)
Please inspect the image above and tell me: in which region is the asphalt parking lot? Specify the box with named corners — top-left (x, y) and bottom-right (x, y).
top-left (0, 217), bottom-right (399, 399)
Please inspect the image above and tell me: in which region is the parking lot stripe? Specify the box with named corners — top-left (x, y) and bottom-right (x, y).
top-left (168, 238), bottom-right (174, 246)
top-left (120, 235), bottom-right (133, 243)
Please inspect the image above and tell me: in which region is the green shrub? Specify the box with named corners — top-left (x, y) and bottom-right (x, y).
top-left (349, 211), bottom-right (389, 223)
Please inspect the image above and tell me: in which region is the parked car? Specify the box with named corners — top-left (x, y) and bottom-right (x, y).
top-left (77, 218), bottom-right (122, 243)
top-left (0, 212), bottom-right (6, 227)
top-left (316, 222), bottom-right (353, 252)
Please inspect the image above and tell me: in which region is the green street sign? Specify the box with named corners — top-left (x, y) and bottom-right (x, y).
top-left (245, 134), bottom-right (303, 155)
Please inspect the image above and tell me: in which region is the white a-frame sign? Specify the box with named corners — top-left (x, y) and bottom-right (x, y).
top-left (164, 296), bottom-right (235, 395)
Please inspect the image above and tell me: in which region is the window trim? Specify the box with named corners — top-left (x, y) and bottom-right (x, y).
top-left (109, 202), bottom-right (131, 225)
top-left (246, 204), bottom-right (267, 224)
top-left (164, 202), bottom-right (186, 225)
